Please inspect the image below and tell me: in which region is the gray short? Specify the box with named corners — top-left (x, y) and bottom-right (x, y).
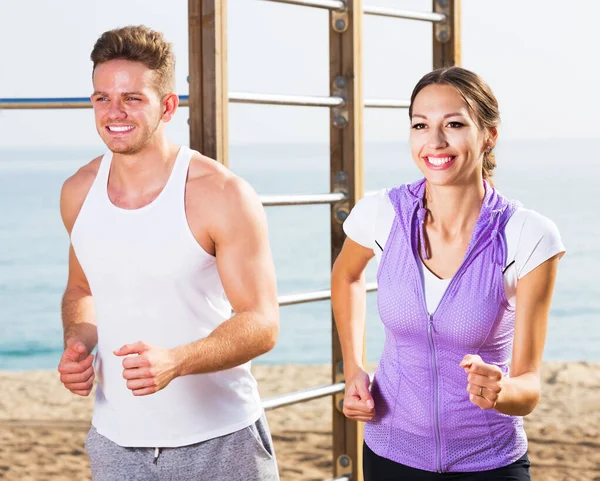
top-left (85, 414), bottom-right (280, 481)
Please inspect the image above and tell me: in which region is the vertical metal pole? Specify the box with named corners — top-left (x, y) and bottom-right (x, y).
top-left (330, 0), bottom-right (364, 480)
top-left (432, 0), bottom-right (461, 68)
top-left (188, 0), bottom-right (229, 166)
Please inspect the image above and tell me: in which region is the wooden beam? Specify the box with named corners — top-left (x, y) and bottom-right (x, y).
top-left (188, 0), bottom-right (229, 165)
top-left (330, 0), bottom-right (364, 480)
top-left (432, 0), bottom-right (461, 68)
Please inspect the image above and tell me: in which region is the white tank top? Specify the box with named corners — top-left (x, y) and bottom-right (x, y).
top-left (70, 146), bottom-right (263, 447)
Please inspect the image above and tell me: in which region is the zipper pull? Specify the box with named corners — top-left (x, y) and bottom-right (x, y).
top-left (428, 315), bottom-right (433, 333)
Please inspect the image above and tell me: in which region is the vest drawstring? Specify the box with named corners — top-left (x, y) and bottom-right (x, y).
top-left (488, 209), bottom-right (505, 266)
top-left (417, 206), bottom-right (429, 260)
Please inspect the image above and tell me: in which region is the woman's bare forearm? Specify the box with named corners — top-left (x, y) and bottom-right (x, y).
top-left (495, 371), bottom-right (541, 416)
top-left (332, 269), bottom-right (367, 380)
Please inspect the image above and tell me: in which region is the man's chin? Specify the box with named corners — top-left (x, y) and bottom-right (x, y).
top-left (109, 147), bottom-right (139, 155)
top-left (100, 131), bottom-right (153, 156)
top-left (104, 141), bottom-right (144, 156)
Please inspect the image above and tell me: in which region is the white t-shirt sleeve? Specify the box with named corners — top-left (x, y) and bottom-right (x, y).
top-left (506, 208), bottom-right (566, 279)
top-left (343, 189), bottom-right (396, 263)
top-left (342, 190), bottom-right (382, 250)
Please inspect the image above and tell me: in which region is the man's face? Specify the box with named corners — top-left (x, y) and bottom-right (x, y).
top-left (91, 59), bottom-right (165, 155)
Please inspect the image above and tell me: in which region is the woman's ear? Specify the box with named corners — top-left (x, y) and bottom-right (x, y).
top-left (487, 126), bottom-right (499, 149)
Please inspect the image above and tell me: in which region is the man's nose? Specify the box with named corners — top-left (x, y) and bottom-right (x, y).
top-left (107, 99), bottom-right (127, 120)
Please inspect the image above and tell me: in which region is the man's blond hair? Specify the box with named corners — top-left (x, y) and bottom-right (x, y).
top-left (90, 25), bottom-right (175, 96)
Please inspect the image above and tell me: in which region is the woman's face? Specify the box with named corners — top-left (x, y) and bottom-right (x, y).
top-left (409, 84), bottom-right (495, 187)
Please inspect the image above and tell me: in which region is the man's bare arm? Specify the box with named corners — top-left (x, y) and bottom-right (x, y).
top-left (59, 168), bottom-right (98, 350)
top-left (61, 246), bottom-right (97, 352)
top-left (174, 175), bottom-right (279, 374)
top-left (58, 165), bottom-right (99, 396)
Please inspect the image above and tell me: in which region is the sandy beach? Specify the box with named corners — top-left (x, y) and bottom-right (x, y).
top-left (0, 362), bottom-right (598, 481)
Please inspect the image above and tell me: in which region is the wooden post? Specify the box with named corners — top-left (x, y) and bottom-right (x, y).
top-left (432, 0), bottom-right (461, 68)
top-left (188, 0), bottom-right (229, 166)
top-left (330, 0), bottom-right (364, 480)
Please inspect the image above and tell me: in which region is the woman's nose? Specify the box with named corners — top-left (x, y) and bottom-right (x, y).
top-left (426, 127), bottom-right (447, 149)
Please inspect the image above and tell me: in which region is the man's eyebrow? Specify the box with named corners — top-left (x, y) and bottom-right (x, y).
top-left (91, 91), bottom-right (146, 97)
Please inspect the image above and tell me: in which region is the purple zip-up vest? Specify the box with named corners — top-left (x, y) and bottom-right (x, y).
top-left (365, 178), bottom-right (526, 473)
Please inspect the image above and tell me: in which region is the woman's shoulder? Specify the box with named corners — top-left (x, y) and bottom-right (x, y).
top-left (343, 188), bottom-right (397, 250)
top-left (505, 206), bottom-right (565, 278)
top-left (507, 206), bottom-right (562, 239)
top-left (352, 188), bottom-right (394, 212)
top-left (347, 179), bottom-right (422, 228)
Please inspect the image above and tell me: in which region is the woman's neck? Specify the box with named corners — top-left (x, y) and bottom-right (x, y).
top-left (424, 180), bottom-right (486, 236)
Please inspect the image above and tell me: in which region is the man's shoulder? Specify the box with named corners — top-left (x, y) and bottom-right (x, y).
top-left (184, 152), bottom-right (262, 245)
top-left (60, 156), bottom-right (103, 233)
top-left (62, 156), bottom-right (103, 195)
top-left (187, 152), bottom-right (256, 203)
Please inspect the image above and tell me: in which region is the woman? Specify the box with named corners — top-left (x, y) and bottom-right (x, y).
top-left (331, 67), bottom-right (565, 480)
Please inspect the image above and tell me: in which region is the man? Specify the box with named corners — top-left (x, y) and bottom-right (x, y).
top-left (57, 25), bottom-right (280, 480)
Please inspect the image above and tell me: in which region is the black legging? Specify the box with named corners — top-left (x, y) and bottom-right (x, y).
top-left (363, 442), bottom-right (531, 481)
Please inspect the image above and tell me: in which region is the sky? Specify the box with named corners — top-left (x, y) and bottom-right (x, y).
top-left (0, 0), bottom-right (598, 148)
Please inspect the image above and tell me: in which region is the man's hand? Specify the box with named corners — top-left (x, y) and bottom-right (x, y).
top-left (114, 342), bottom-right (180, 396)
top-left (460, 354), bottom-right (503, 410)
top-left (58, 339), bottom-right (95, 396)
top-left (342, 370), bottom-right (375, 422)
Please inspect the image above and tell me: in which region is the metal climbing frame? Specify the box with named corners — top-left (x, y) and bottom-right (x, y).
top-left (187, 2), bottom-right (459, 480)
top-left (0, 2), bottom-right (459, 479)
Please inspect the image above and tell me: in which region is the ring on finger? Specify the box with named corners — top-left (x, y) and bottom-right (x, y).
top-left (479, 386), bottom-right (484, 397)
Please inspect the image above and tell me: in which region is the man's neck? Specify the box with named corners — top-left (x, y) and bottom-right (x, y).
top-left (109, 139), bottom-right (180, 195)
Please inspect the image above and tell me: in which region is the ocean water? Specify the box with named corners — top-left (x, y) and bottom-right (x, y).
top-left (0, 139), bottom-right (598, 370)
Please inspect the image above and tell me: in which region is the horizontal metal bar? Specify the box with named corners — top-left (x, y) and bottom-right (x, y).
top-left (365, 98), bottom-right (410, 109)
top-left (262, 381), bottom-right (346, 410)
top-left (261, 0), bottom-right (445, 24)
top-left (260, 192), bottom-right (346, 207)
top-left (279, 282), bottom-right (377, 306)
top-left (0, 96), bottom-right (191, 110)
top-left (0, 97), bottom-right (92, 109)
top-left (261, 0), bottom-right (345, 10)
top-left (0, 94), bottom-right (408, 110)
top-left (230, 91), bottom-right (344, 107)
top-left (262, 371), bottom-right (375, 411)
top-left (0, 92), bottom-right (344, 110)
top-left (364, 5), bottom-right (446, 22)
top-left (328, 477), bottom-right (351, 481)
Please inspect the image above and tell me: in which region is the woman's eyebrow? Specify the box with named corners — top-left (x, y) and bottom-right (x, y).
top-left (443, 112), bottom-right (466, 118)
top-left (411, 112), bottom-right (466, 119)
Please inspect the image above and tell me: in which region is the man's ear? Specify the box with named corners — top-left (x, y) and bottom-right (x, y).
top-left (161, 92), bottom-right (179, 122)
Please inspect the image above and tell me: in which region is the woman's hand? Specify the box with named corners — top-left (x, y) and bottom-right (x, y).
top-left (342, 369), bottom-right (376, 422)
top-left (460, 354), bottom-right (503, 410)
